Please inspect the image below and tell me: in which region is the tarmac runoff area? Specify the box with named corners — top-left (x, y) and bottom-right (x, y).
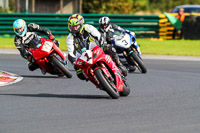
top-left (0, 48), bottom-right (200, 86)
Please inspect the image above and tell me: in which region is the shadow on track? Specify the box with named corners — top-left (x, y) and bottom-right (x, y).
top-left (20, 75), bottom-right (67, 79)
top-left (0, 93), bottom-right (110, 99)
top-left (128, 71), bottom-right (143, 74)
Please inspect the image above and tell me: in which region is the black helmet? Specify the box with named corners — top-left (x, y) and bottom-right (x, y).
top-left (99, 16), bottom-right (110, 32)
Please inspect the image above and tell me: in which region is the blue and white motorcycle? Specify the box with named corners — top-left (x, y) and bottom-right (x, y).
top-left (111, 31), bottom-right (147, 73)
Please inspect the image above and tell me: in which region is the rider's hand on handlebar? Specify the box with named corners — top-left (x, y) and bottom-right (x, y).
top-left (48, 33), bottom-right (55, 40)
top-left (53, 40), bottom-right (60, 47)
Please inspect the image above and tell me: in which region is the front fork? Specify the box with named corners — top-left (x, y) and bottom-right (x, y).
top-left (123, 46), bottom-right (136, 64)
top-left (123, 45), bottom-right (137, 55)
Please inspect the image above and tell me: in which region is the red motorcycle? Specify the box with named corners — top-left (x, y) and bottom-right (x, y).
top-left (29, 37), bottom-right (72, 78)
top-left (75, 45), bottom-right (130, 99)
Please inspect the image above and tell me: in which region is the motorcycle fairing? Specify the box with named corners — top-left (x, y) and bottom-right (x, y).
top-left (75, 46), bottom-right (123, 91)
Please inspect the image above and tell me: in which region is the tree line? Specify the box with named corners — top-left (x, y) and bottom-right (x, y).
top-left (82, 0), bottom-right (200, 14)
top-left (1, 0), bottom-right (200, 14)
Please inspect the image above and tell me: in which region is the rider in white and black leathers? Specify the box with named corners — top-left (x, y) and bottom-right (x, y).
top-left (99, 16), bottom-right (141, 56)
top-left (66, 14), bottom-right (127, 80)
top-left (13, 19), bottom-right (59, 71)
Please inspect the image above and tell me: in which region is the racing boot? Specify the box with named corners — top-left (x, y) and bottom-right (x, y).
top-left (128, 65), bottom-right (136, 72)
top-left (116, 59), bottom-right (128, 77)
top-left (28, 62), bottom-right (39, 71)
top-left (74, 66), bottom-right (86, 80)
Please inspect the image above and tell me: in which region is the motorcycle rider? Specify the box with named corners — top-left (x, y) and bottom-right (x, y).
top-left (66, 14), bottom-right (127, 80)
top-left (13, 19), bottom-right (60, 72)
top-left (99, 16), bottom-right (142, 71)
top-left (99, 16), bottom-right (141, 55)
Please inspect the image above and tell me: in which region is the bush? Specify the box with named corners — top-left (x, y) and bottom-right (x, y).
top-left (0, 6), bottom-right (14, 13)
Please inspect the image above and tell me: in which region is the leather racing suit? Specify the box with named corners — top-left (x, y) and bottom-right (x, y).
top-left (66, 24), bottom-right (127, 79)
top-left (99, 24), bottom-right (141, 55)
top-left (14, 23), bottom-right (59, 71)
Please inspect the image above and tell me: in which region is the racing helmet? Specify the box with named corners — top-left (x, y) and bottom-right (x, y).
top-left (68, 14), bottom-right (84, 35)
top-left (13, 19), bottom-right (27, 37)
top-left (99, 16), bottom-right (110, 32)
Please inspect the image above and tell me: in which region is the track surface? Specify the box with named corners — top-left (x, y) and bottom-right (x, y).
top-left (0, 54), bottom-right (200, 133)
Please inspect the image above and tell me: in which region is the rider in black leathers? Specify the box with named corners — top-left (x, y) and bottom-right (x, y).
top-left (13, 19), bottom-right (59, 71)
top-left (99, 16), bottom-right (142, 71)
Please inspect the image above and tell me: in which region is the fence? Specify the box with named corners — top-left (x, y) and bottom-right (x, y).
top-left (0, 13), bottom-right (160, 38)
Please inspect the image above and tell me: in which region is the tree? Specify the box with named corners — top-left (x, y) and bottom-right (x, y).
top-left (83, 0), bottom-right (200, 14)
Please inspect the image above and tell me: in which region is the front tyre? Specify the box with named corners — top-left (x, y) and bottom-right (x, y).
top-left (94, 68), bottom-right (120, 99)
top-left (130, 51), bottom-right (147, 73)
top-left (51, 56), bottom-right (72, 78)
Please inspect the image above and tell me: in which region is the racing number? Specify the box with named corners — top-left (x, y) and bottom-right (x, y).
top-left (84, 53), bottom-right (92, 61)
top-left (122, 40), bottom-right (128, 45)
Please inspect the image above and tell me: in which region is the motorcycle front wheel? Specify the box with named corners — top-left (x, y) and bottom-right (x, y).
top-left (129, 51), bottom-right (147, 73)
top-left (94, 68), bottom-right (120, 99)
top-left (51, 56), bottom-right (72, 78)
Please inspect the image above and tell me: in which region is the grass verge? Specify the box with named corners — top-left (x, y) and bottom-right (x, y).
top-left (1, 37), bottom-right (200, 56)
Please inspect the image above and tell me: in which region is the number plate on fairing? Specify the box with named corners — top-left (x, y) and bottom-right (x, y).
top-left (41, 41), bottom-right (53, 52)
top-left (80, 50), bottom-right (93, 64)
top-left (114, 34), bottom-right (131, 49)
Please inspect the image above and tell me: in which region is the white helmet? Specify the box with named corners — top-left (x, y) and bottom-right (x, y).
top-left (99, 16), bottom-right (110, 32)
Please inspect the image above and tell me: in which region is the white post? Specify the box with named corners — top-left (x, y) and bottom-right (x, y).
top-left (4, 0), bottom-right (9, 8)
top-left (26, 0), bottom-right (29, 13)
top-left (60, 0), bottom-right (63, 14)
top-left (32, 0), bottom-right (35, 13)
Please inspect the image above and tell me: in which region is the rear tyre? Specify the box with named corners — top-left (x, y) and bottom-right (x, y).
top-left (94, 68), bottom-right (120, 99)
top-left (51, 56), bottom-right (72, 78)
top-left (130, 51), bottom-right (147, 73)
top-left (120, 80), bottom-right (130, 96)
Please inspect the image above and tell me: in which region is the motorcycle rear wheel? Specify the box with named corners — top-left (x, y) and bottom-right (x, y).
top-left (94, 68), bottom-right (120, 99)
top-left (120, 80), bottom-right (130, 96)
top-left (51, 56), bottom-right (72, 78)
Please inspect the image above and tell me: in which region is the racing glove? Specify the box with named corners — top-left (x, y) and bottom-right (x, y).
top-left (53, 40), bottom-right (60, 47)
top-left (48, 33), bottom-right (55, 40)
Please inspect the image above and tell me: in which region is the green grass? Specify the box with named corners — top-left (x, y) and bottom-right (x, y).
top-left (1, 37), bottom-right (200, 56)
top-left (138, 39), bottom-right (200, 56)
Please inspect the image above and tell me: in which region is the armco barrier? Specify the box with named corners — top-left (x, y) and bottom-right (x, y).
top-left (0, 13), bottom-right (160, 38)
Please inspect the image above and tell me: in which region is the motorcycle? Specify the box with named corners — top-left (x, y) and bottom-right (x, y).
top-left (75, 40), bottom-right (130, 99)
top-left (111, 31), bottom-right (147, 73)
top-left (28, 37), bottom-right (72, 78)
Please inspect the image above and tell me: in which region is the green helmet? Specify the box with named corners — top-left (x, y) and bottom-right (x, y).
top-left (68, 14), bottom-right (84, 35)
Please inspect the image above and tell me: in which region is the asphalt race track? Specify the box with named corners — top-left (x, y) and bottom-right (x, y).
top-left (0, 53), bottom-right (200, 133)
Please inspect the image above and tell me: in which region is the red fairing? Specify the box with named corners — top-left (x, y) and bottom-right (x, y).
top-left (29, 37), bottom-right (66, 74)
top-left (92, 47), bottom-right (123, 91)
top-left (75, 46), bottom-right (123, 92)
top-left (51, 41), bottom-right (65, 60)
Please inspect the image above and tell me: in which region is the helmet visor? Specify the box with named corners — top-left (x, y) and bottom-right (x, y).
top-left (103, 24), bottom-right (109, 28)
top-left (69, 24), bottom-right (80, 31)
top-left (14, 26), bottom-right (24, 33)
top-left (100, 23), bottom-right (109, 29)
